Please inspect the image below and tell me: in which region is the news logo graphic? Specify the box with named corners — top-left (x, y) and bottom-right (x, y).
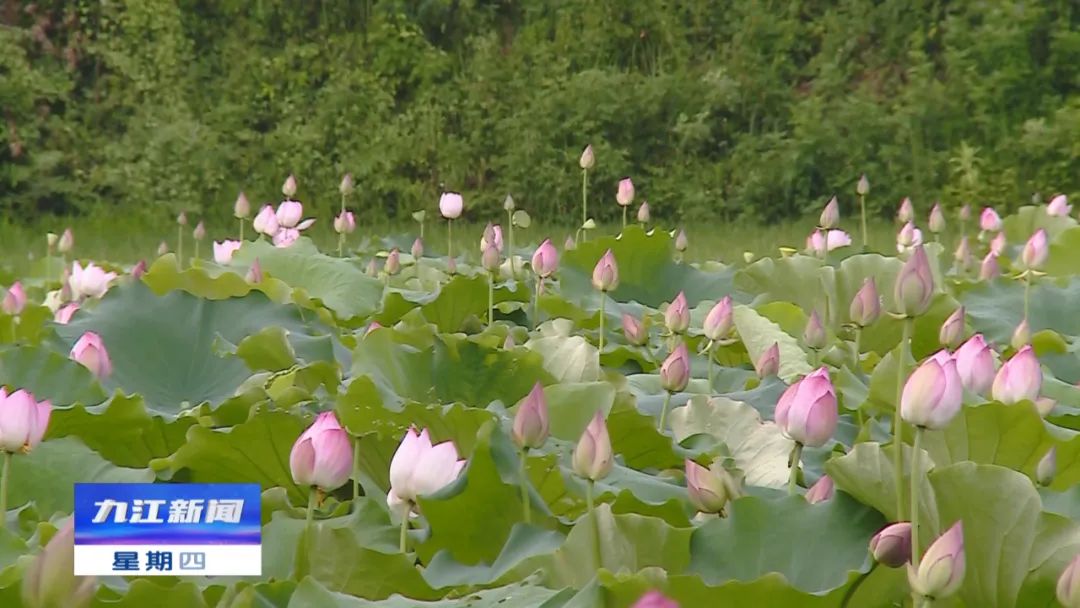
top-left (73, 483), bottom-right (261, 576)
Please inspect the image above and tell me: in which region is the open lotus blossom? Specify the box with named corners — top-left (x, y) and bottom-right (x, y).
top-left (572, 412), bottom-right (613, 481)
top-left (901, 350), bottom-right (963, 429)
top-left (439, 192), bottom-right (464, 219)
top-left (2, 282), bottom-right (26, 315)
top-left (531, 239), bottom-right (558, 277)
top-left (70, 332), bottom-right (112, 380)
top-left (253, 205), bottom-right (280, 236)
top-left (512, 382), bottom-right (550, 450)
top-left (909, 521), bottom-right (965, 600)
top-left (897, 197), bottom-right (915, 223)
top-left (0, 388), bottom-right (51, 453)
top-left (213, 240), bottom-right (242, 264)
top-left (660, 343), bottom-right (691, 393)
top-left (939, 306), bottom-right (965, 349)
top-left (387, 427), bottom-right (466, 516)
top-left (69, 261), bottom-right (118, 300)
top-left (1057, 554), bottom-right (1080, 607)
top-left (664, 292), bottom-right (690, 334)
top-left (805, 474), bottom-right (835, 504)
top-left (1048, 194), bottom-right (1071, 217)
top-left (54, 303), bottom-right (79, 325)
top-left (21, 518), bottom-right (96, 608)
top-left (622, 313), bottom-right (647, 346)
top-left (954, 334), bottom-right (996, 395)
top-left (755, 342), bottom-right (780, 378)
top-left (980, 207), bottom-right (1002, 232)
top-left (1021, 229), bottom-right (1048, 270)
top-left (631, 590), bottom-right (679, 608)
top-left (896, 221), bottom-right (923, 254)
top-left (850, 278), bottom-right (881, 327)
top-left (775, 367), bottom-right (838, 448)
top-left (826, 229), bottom-right (852, 250)
top-left (819, 196), bottom-right (840, 229)
top-left (616, 178), bottom-right (635, 206)
top-left (289, 411), bottom-right (353, 492)
top-left (703, 296), bottom-right (734, 341)
top-left (894, 245), bottom-right (934, 317)
top-left (592, 249), bottom-right (619, 292)
top-left (685, 459), bottom-right (737, 514)
top-left (992, 344), bottom-right (1042, 404)
top-left (928, 203), bottom-right (946, 234)
top-left (333, 211), bottom-right (356, 235)
top-left (870, 522), bottom-right (913, 568)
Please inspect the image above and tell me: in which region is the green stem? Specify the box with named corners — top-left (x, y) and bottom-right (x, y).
top-left (239, 218), bottom-right (245, 242)
top-left (194, 241), bottom-right (200, 264)
top-left (447, 220), bottom-right (453, 269)
top-left (488, 272), bottom-right (495, 327)
top-left (852, 327), bottom-right (862, 368)
top-left (0, 452), bottom-right (10, 526)
top-left (399, 509), bottom-right (409, 553)
top-left (598, 295), bottom-right (606, 354)
top-left (298, 488), bottom-right (316, 575)
top-left (177, 226), bottom-right (184, 269)
top-left (581, 169), bottom-right (588, 242)
top-left (338, 233), bottom-right (345, 257)
top-left (352, 436), bottom-right (361, 503)
top-left (519, 448), bottom-right (531, 523)
top-left (533, 277), bottom-right (542, 327)
top-left (894, 318), bottom-right (913, 519)
top-left (586, 479), bottom-right (601, 567)
top-left (859, 194), bottom-right (868, 250)
top-left (788, 442), bottom-right (804, 496)
top-left (622, 206), bottom-right (627, 231)
top-left (706, 340), bottom-right (715, 393)
top-left (911, 426), bottom-right (925, 567)
top-left (1023, 272), bottom-right (1031, 323)
top-left (507, 210), bottom-right (516, 278)
top-left (658, 391), bottom-right (672, 432)
top-left (839, 561), bottom-right (879, 608)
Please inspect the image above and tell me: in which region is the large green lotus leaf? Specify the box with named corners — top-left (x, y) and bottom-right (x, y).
top-left (542, 381), bottom-right (614, 441)
top-left (94, 579), bottom-right (210, 607)
top-left (687, 492), bottom-right (883, 593)
top-left (287, 576), bottom-right (572, 607)
top-left (733, 304), bottom-right (811, 382)
top-left (1004, 205), bottom-right (1076, 244)
top-left (525, 334), bottom-right (601, 383)
top-left (377, 274), bottom-right (529, 333)
top-left (825, 442), bottom-right (937, 525)
top-left (1015, 511), bottom-right (1080, 606)
top-left (421, 524), bottom-right (565, 589)
top-left (8, 436), bottom-right (152, 514)
top-left (963, 278), bottom-right (1080, 343)
top-left (559, 226), bottom-right (738, 308)
top-left (1046, 226), bottom-right (1080, 277)
top-left (606, 392), bottom-right (685, 471)
top-left (141, 253), bottom-right (292, 303)
top-left (298, 525), bottom-right (441, 600)
top-left (215, 580), bottom-right (297, 608)
top-left (0, 345), bottom-right (106, 406)
top-left (53, 281), bottom-right (329, 414)
top-left (337, 397), bottom-right (495, 459)
top-left (0, 304), bottom-right (52, 347)
top-left (230, 238), bottom-right (384, 320)
top-left (735, 255), bottom-right (833, 317)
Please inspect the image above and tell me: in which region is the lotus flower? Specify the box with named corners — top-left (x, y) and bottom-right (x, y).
top-left (246, 259), bottom-right (263, 283)
top-left (192, 221), bottom-right (206, 242)
top-left (1021, 229), bottom-right (1048, 270)
top-left (58, 228), bottom-right (74, 253)
top-left (387, 427), bottom-right (466, 515)
top-left (807, 230), bottom-right (827, 257)
top-left (908, 521), bottom-right (965, 600)
top-left (177, 212), bottom-right (188, 227)
top-left (157, 241), bottom-right (169, 256)
top-left (512, 382), bottom-right (550, 450)
top-left (54, 303), bottom-right (78, 325)
top-left (826, 229), bottom-right (852, 250)
top-left (481, 223), bottom-right (504, 253)
top-left (674, 229), bottom-right (688, 252)
top-left (481, 241), bottom-right (500, 272)
top-left (755, 342), bottom-right (780, 378)
top-left (1047, 194), bottom-right (1071, 217)
top-left (130, 260), bottom-right (147, 280)
top-left (992, 344), bottom-right (1042, 404)
top-left (631, 590), bottom-right (679, 608)
top-left (0, 388), bottom-right (51, 453)
top-left (69, 262), bottom-right (117, 300)
top-left (990, 231), bottom-right (1006, 256)
top-left (21, 518), bottom-right (96, 608)
top-left (622, 313), bottom-right (647, 346)
top-left (592, 249), bottom-right (619, 292)
top-left (980, 207), bottom-right (1002, 232)
top-left (411, 238), bottom-right (424, 260)
top-left (775, 367), bottom-right (838, 448)
top-left (896, 222), bottom-right (923, 254)
top-left (282, 174), bottom-right (297, 197)
top-left (870, 522), bottom-right (913, 568)
top-left (70, 332), bottom-right (112, 380)
top-left (660, 343), bottom-right (690, 393)
top-left (2, 282), bottom-right (26, 315)
top-left (637, 202), bottom-right (651, 223)
top-left (233, 192), bottom-right (251, 219)
top-left (277, 201), bottom-right (315, 232)
top-left (928, 203), bottom-right (946, 234)
top-left (213, 240), bottom-right (242, 264)
top-left (703, 296), bottom-right (734, 341)
top-left (289, 412), bottom-right (353, 492)
top-left (1011, 318), bottom-right (1031, 349)
top-left (819, 196), bottom-right (839, 229)
top-left (572, 412), bottom-right (613, 481)
top-left (616, 178), bottom-right (635, 207)
top-left (664, 292), bottom-right (690, 334)
top-left (252, 205), bottom-right (280, 236)
top-left (939, 306), bottom-right (965, 349)
top-left (804, 474), bottom-right (834, 504)
top-left (850, 278), bottom-right (881, 327)
top-left (272, 228), bottom-right (300, 248)
top-left (979, 252), bottom-right (1000, 280)
top-left (803, 310), bottom-right (826, 349)
top-left (953, 334), bottom-right (995, 395)
top-left (1057, 554), bottom-right (1080, 607)
top-left (856, 174), bottom-right (869, 196)
top-left (894, 245), bottom-right (934, 317)
top-left (339, 173), bottom-right (355, 196)
top-left (1037, 446), bottom-right (1056, 486)
top-left (531, 239), bottom-right (559, 278)
top-left (564, 235), bottom-right (576, 250)
top-left (579, 145), bottom-right (595, 170)
top-left (685, 459), bottom-right (736, 514)
top-left (897, 197), bottom-right (915, 223)
top-left (954, 236), bottom-right (972, 270)
top-left (334, 211), bottom-right (356, 235)
top-left (901, 350), bottom-right (963, 429)
top-left (439, 192), bottom-right (464, 219)
top-left (385, 249), bottom-right (402, 275)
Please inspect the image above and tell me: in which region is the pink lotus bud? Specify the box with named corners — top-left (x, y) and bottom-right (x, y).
top-left (2, 282), bottom-right (26, 315)
top-left (901, 349), bottom-right (963, 429)
top-left (803, 310), bottom-right (827, 350)
top-left (411, 238), bottom-right (424, 260)
top-left (622, 313), bottom-right (647, 346)
top-left (272, 228), bottom-right (301, 248)
top-left (664, 291), bottom-right (690, 334)
top-left (364, 321), bottom-right (382, 336)
top-left (819, 196), bottom-right (840, 229)
top-left (979, 252), bottom-right (1000, 280)
top-left (869, 522), bottom-right (912, 568)
top-left (807, 230), bottom-right (827, 257)
top-left (1011, 318), bottom-right (1031, 349)
top-left (282, 174), bottom-right (297, 198)
top-left (192, 221), bottom-right (206, 241)
top-left (755, 342), bottom-right (780, 378)
top-left (592, 249), bottom-right (619, 292)
top-left (54, 303), bottom-right (79, 325)
top-left (1021, 229), bottom-right (1048, 270)
top-left (246, 259), bottom-right (263, 283)
top-left (685, 459), bottom-right (736, 514)
top-left (1058, 554), bottom-right (1080, 608)
top-left (386, 249), bottom-right (402, 275)
top-left (58, 228), bottom-right (74, 253)
top-left (896, 221), bottom-right (923, 254)
top-left (234, 192), bottom-right (251, 219)
top-left (616, 178), bottom-right (635, 206)
top-left (213, 240), bottom-right (242, 265)
top-left (177, 212), bottom-right (188, 226)
top-left (1037, 446), bottom-right (1056, 486)
top-left (0, 388), bottom-right (51, 453)
top-left (481, 241), bottom-right (500, 272)
top-left (774, 367), bottom-right (838, 447)
top-left (660, 343), bottom-right (691, 393)
top-left (276, 201), bottom-right (303, 229)
top-left (289, 411), bottom-right (353, 491)
top-left (365, 259), bottom-right (378, 277)
top-left (531, 239), bottom-right (559, 278)
top-left (253, 205), bottom-right (280, 236)
top-left (959, 204), bottom-right (971, 221)
top-left (579, 145), bottom-right (595, 170)
top-left (992, 344), bottom-right (1042, 404)
top-left (637, 202), bottom-right (651, 224)
top-left (980, 207), bottom-right (1002, 231)
top-left (333, 211), bottom-right (356, 235)
top-left (826, 229), bottom-right (852, 251)
top-left (897, 197), bottom-right (915, 223)
top-left (850, 278), bottom-right (881, 327)
top-left (954, 334), bottom-right (995, 395)
top-left (564, 235), bottom-right (576, 251)
top-left (894, 245), bottom-right (934, 317)
top-left (856, 174), bottom-right (869, 196)
top-left (928, 203), bottom-right (946, 234)
top-left (157, 241), bottom-right (169, 256)
top-left (631, 590), bottom-right (679, 608)
top-left (503, 194), bottom-right (515, 212)
top-left (388, 427), bottom-right (466, 510)
top-left (674, 229), bottom-right (688, 252)
top-left (954, 236), bottom-right (972, 269)
top-left (1037, 396), bottom-right (1056, 417)
top-left (1047, 194), bottom-right (1071, 217)
top-left (512, 382), bottom-right (550, 449)
top-left (21, 518), bottom-right (96, 608)
top-left (481, 223), bottom-right (504, 253)
top-left (69, 331), bottom-right (112, 380)
top-left (131, 260), bottom-right (147, 280)
top-left (804, 474), bottom-right (834, 504)
top-left (989, 231), bottom-right (1006, 257)
top-left (339, 173), bottom-right (355, 196)
top-left (439, 192), bottom-right (464, 219)
top-left (503, 333), bottom-right (515, 349)
top-left (703, 296), bottom-right (734, 341)
top-left (572, 412), bottom-right (613, 481)
top-left (69, 261), bottom-right (118, 300)
top-left (909, 521), bottom-right (965, 600)
top-left (939, 306), bottom-right (965, 349)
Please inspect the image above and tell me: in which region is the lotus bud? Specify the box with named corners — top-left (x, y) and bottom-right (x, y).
top-left (616, 178), bottom-right (635, 207)
top-left (901, 350), bottom-right (963, 429)
top-left (503, 333), bottom-right (515, 350)
top-left (275, 201), bottom-right (303, 229)
top-left (896, 221), bottom-right (923, 254)
top-left (1021, 229), bottom-right (1048, 270)
top-left (1037, 396), bottom-right (1057, 417)
top-left (954, 236), bottom-right (972, 269)
top-left (819, 196), bottom-right (840, 229)
top-left (447, 256), bottom-right (458, 275)
top-left (637, 202), bottom-right (651, 224)
top-left (481, 222), bottom-right (504, 253)
top-left (157, 241), bottom-right (169, 255)
top-left (253, 205), bottom-right (280, 236)
top-left (246, 259), bottom-right (262, 283)
top-left (990, 231), bottom-right (1006, 256)
top-left (531, 239), bottom-right (559, 278)
top-left (69, 331), bottom-right (112, 380)
top-left (0, 388), bottom-right (51, 453)
top-left (979, 252), bottom-right (1000, 280)
top-left (592, 249), bottom-right (619, 292)
top-left (502, 193), bottom-right (515, 212)
top-left (660, 343), bottom-right (691, 393)
top-left (177, 212), bottom-right (188, 226)
top-left (957, 203), bottom-right (971, 221)
top-left (333, 211), bottom-right (356, 235)
top-left (439, 192), bottom-right (464, 219)
top-left (282, 174), bottom-right (297, 198)
top-left (339, 173), bottom-right (354, 196)
top-left (579, 144), bottom-right (595, 170)
top-left (234, 192), bottom-right (251, 219)
top-left (1010, 318), bottom-right (1031, 349)
top-left (928, 203), bottom-right (946, 234)
top-left (2, 282), bottom-right (26, 315)
top-left (388, 428), bottom-right (467, 513)
top-left (980, 207), bottom-right (1002, 232)
top-left (1047, 194), bottom-right (1071, 217)
top-left (909, 521), bottom-right (965, 600)
top-left (826, 229), bottom-right (852, 251)
top-left (46, 233), bottom-right (58, 249)
top-left (869, 522), bottom-right (913, 568)
top-left (804, 474), bottom-right (834, 504)
top-left (58, 228), bottom-right (74, 253)
top-left (850, 278), bottom-right (881, 327)
top-left (1037, 446), bottom-right (1056, 487)
top-left (289, 412), bottom-right (353, 491)
top-left (674, 229), bottom-right (688, 253)
top-left (856, 174), bottom-right (869, 196)
top-left (703, 296), bottom-right (734, 341)
top-left (131, 260), bottom-right (147, 280)
top-left (54, 303), bottom-right (78, 325)
top-left (664, 292), bottom-right (690, 334)
top-left (755, 342), bottom-right (780, 378)
top-left (193, 221), bottom-right (206, 241)
top-left (1058, 554), bottom-right (1080, 608)
top-left (564, 235), bottom-right (576, 250)
top-left (21, 519), bottom-right (96, 608)
top-left (385, 249), bottom-right (401, 276)
top-left (631, 590), bottom-right (679, 608)
top-left (897, 197), bottom-right (915, 223)
top-left (411, 238), bottom-right (424, 260)
top-left (894, 245), bottom-right (934, 317)
top-left (572, 412), bottom-right (613, 481)
top-left (803, 310), bottom-right (827, 350)
top-left (807, 230), bottom-right (827, 257)
top-left (512, 382), bottom-right (550, 450)
top-left (939, 306), bottom-right (965, 349)
top-left (685, 459), bottom-right (736, 514)
top-left (992, 344), bottom-right (1042, 404)
top-left (622, 313), bottom-right (647, 346)
top-left (481, 241), bottom-right (500, 272)
top-left (953, 334), bottom-right (995, 395)
top-left (774, 367), bottom-right (838, 447)
top-left (364, 321), bottom-right (382, 336)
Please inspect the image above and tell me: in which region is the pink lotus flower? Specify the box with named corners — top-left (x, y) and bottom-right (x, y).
top-left (252, 205), bottom-right (280, 236)
top-left (387, 427), bottom-right (466, 515)
top-left (289, 411), bottom-right (353, 492)
top-left (805, 474), bottom-right (834, 504)
top-left (901, 350), bottom-right (963, 429)
top-left (980, 207), bottom-right (1002, 231)
top-left (1011, 318), bottom-right (1031, 349)
top-left (246, 259), bottom-right (263, 283)
top-left (703, 296), bottom-right (734, 341)
top-left (54, 303), bottom-right (79, 325)
top-left (272, 228), bottom-right (301, 248)
top-left (990, 231), bottom-right (1006, 256)
top-left (275, 201), bottom-right (315, 231)
top-left (130, 260), bottom-right (147, 280)
top-left (0, 388), bottom-right (51, 453)
top-left (755, 342), bottom-right (780, 378)
top-left (531, 239), bottom-right (559, 278)
top-left (775, 367), bottom-right (838, 448)
top-left (685, 459), bottom-right (735, 514)
top-left (954, 334), bottom-right (996, 395)
top-left (660, 343), bottom-right (690, 393)
top-left (572, 412), bottom-right (613, 481)
top-left (1047, 194), bottom-right (1071, 217)
top-left (894, 245), bottom-right (934, 316)
top-left (992, 344), bottom-right (1042, 404)
top-left (939, 306), bottom-right (965, 349)
top-left (1021, 229), bottom-right (1048, 270)
top-left (439, 192), bottom-right (464, 219)
top-left (808, 230), bottom-right (852, 256)
top-left (954, 236), bottom-right (972, 270)
top-left (481, 223), bottom-right (504, 253)
top-left (21, 518), bottom-right (96, 608)
top-left (826, 229), bottom-right (852, 250)
top-left (592, 249), bottom-right (619, 292)
top-left (1057, 554), bottom-right (1080, 607)
top-left (631, 590), bottom-right (679, 608)
top-left (870, 522), bottom-right (912, 568)
top-left (411, 238), bottom-right (424, 260)
top-left (512, 382), bottom-right (549, 450)
top-left (622, 313), bottom-right (647, 346)
top-left (385, 249), bottom-right (402, 275)
top-left (664, 292), bottom-right (690, 334)
top-left (928, 203), bottom-right (946, 234)
top-left (897, 197), bottom-right (915, 223)
top-left (979, 252), bottom-right (1000, 280)
top-left (850, 278), bottom-right (881, 327)
top-left (819, 196), bottom-right (839, 229)
top-left (807, 230), bottom-right (827, 257)
top-left (213, 240), bottom-right (242, 264)
top-left (70, 332), bottom-right (112, 380)
top-left (333, 211), bottom-right (356, 235)
top-left (616, 178), bottom-right (635, 207)
top-left (909, 521), bottom-right (965, 600)
top-left (856, 174), bottom-right (869, 196)
top-left (896, 222), bottom-right (923, 254)
top-left (69, 262), bottom-right (118, 300)
top-left (2, 282), bottom-right (26, 315)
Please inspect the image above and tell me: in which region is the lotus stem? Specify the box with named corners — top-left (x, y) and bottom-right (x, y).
top-left (447, 220), bottom-right (453, 269)
top-left (839, 561), bottom-right (878, 608)
top-left (352, 436), bottom-right (361, 503)
top-left (1023, 271), bottom-right (1031, 324)
top-left (177, 225), bottom-right (184, 269)
top-left (581, 169), bottom-right (589, 242)
top-left (488, 271), bottom-right (495, 327)
top-left (852, 327), bottom-right (862, 368)
top-left (598, 295), bottom-right (606, 354)
top-left (893, 317), bottom-right (913, 519)
top-left (338, 233), bottom-right (345, 257)
top-left (622, 206), bottom-right (627, 231)
top-left (859, 193), bottom-right (868, 250)
top-left (533, 277), bottom-right (542, 327)
top-left (911, 425), bottom-right (925, 567)
top-left (299, 487), bottom-right (317, 572)
top-left (586, 479), bottom-right (602, 567)
top-left (507, 208), bottom-right (516, 278)
top-left (706, 339), bottom-right (715, 393)
top-left (239, 218), bottom-right (245, 242)
top-left (788, 442), bottom-right (803, 496)
top-left (658, 391), bottom-right (672, 432)
top-left (194, 241), bottom-right (200, 264)
top-left (0, 451), bottom-right (9, 527)
top-left (519, 448), bottom-right (531, 523)
top-left (399, 509), bottom-right (409, 554)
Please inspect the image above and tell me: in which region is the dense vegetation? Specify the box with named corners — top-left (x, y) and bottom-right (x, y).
top-left (2, 0), bottom-right (1078, 224)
